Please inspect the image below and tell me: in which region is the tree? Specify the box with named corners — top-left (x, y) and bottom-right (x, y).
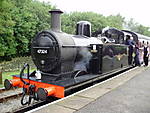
top-left (11, 0), bottom-right (54, 56)
top-left (61, 12), bottom-right (107, 34)
top-left (0, 0), bottom-right (54, 61)
top-left (106, 14), bottom-right (125, 29)
top-left (0, 0), bottom-right (16, 60)
top-left (124, 18), bottom-right (150, 36)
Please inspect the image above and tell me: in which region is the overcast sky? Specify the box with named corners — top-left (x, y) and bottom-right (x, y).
top-left (39, 0), bottom-right (150, 27)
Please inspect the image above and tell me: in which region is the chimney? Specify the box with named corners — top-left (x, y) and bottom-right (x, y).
top-left (49, 9), bottom-right (63, 32)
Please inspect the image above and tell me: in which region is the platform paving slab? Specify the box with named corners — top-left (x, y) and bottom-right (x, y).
top-left (76, 66), bottom-right (146, 99)
top-left (32, 104), bottom-right (75, 113)
top-left (56, 95), bottom-right (94, 110)
top-left (74, 66), bottom-right (150, 113)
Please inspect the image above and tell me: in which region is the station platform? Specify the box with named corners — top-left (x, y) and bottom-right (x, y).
top-left (28, 65), bottom-right (150, 113)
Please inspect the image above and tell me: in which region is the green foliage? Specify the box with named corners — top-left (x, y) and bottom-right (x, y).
top-left (11, 0), bottom-right (54, 56)
top-left (0, 0), bottom-right (150, 62)
top-left (0, 0), bottom-right (16, 59)
top-left (0, 0), bottom-right (54, 61)
top-left (125, 18), bottom-right (150, 36)
top-left (61, 12), bottom-right (107, 34)
top-left (106, 14), bottom-right (125, 29)
top-left (61, 12), bottom-right (125, 34)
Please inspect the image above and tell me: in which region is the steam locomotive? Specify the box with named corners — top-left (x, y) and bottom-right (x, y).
top-left (4, 9), bottom-right (150, 105)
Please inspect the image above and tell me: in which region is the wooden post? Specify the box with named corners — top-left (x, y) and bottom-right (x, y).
top-left (0, 67), bottom-right (2, 84)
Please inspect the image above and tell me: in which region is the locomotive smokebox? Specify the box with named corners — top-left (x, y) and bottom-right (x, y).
top-left (49, 9), bottom-right (63, 32)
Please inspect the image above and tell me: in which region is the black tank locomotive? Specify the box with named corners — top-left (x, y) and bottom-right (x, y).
top-left (4, 9), bottom-right (130, 104)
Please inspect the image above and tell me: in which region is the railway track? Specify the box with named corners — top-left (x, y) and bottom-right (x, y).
top-left (0, 87), bottom-right (18, 93)
top-left (0, 87), bottom-right (22, 103)
top-left (14, 98), bottom-right (57, 113)
top-left (0, 88), bottom-right (5, 93)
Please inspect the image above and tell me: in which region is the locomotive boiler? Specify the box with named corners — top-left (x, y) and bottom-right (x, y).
top-left (4, 9), bottom-right (130, 105)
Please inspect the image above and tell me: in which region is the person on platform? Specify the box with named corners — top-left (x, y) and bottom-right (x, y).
top-left (125, 35), bottom-right (134, 65)
top-left (134, 43), bottom-right (141, 66)
top-left (143, 42), bottom-right (149, 66)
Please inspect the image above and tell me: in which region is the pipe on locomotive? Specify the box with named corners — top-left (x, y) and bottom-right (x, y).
top-left (49, 9), bottom-right (63, 32)
top-left (4, 79), bottom-right (21, 90)
top-left (37, 87), bottom-right (56, 101)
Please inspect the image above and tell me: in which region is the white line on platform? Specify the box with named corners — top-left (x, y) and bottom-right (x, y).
top-left (26, 67), bottom-right (138, 113)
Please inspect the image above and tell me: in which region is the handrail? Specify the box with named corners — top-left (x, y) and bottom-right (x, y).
top-left (20, 63), bottom-right (30, 85)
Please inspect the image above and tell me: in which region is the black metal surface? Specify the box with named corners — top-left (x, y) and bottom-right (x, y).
top-left (89, 44), bottom-right (103, 74)
top-left (62, 45), bottom-right (90, 48)
top-left (20, 63), bottom-right (30, 85)
top-left (65, 66), bottom-right (132, 93)
top-left (13, 65), bottom-right (130, 90)
top-left (49, 9), bottom-right (63, 32)
top-left (14, 44), bottom-right (129, 93)
top-left (102, 44), bottom-right (128, 73)
top-left (76, 21), bottom-right (91, 37)
top-left (31, 31), bottom-right (60, 72)
top-left (13, 73), bottom-right (98, 87)
top-left (102, 28), bottom-right (125, 44)
top-left (37, 88), bottom-right (47, 101)
top-left (4, 79), bottom-right (12, 90)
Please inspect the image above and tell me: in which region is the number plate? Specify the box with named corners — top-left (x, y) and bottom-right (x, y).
top-left (37, 49), bottom-right (48, 54)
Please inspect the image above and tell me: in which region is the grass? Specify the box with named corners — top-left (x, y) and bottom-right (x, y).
top-left (0, 68), bottom-right (36, 88)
